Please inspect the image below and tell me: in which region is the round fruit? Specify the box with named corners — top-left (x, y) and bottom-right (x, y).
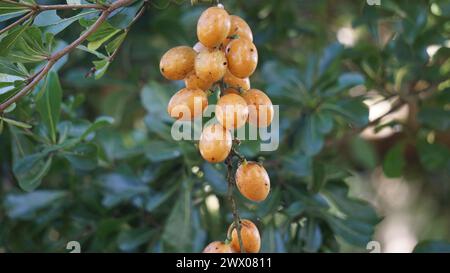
top-left (224, 69), bottom-right (250, 90)
top-left (226, 38), bottom-right (258, 78)
top-left (223, 15), bottom-right (253, 48)
top-left (197, 7), bottom-right (231, 48)
top-left (193, 42), bottom-right (209, 53)
top-left (215, 94), bottom-right (249, 130)
top-left (199, 123), bottom-right (232, 163)
top-left (221, 88), bottom-right (240, 96)
top-left (160, 46), bottom-right (196, 80)
top-left (242, 89), bottom-right (274, 127)
top-left (236, 161), bottom-right (270, 202)
top-left (231, 219), bottom-right (261, 253)
top-left (185, 72), bottom-right (213, 91)
top-left (203, 241), bottom-right (233, 253)
top-left (167, 88), bottom-right (207, 120)
top-left (195, 50), bottom-right (227, 83)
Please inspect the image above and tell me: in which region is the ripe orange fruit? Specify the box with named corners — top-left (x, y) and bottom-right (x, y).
top-left (195, 50), bottom-right (227, 83)
top-left (242, 89), bottom-right (274, 127)
top-left (184, 72), bottom-right (213, 91)
top-left (215, 93), bottom-right (249, 130)
top-left (222, 15), bottom-right (253, 48)
top-left (223, 69), bottom-right (250, 91)
top-left (160, 46), bottom-right (196, 80)
top-left (197, 7), bottom-right (231, 48)
top-left (199, 123), bottom-right (232, 163)
top-left (225, 38), bottom-right (258, 78)
top-left (167, 88), bottom-right (207, 120)
top-left (236, 161), bottom-right (270, 202)
top-left (231, 219), bottom-right (261, 253)
top-left (202, 241), bottom-right (233, 253)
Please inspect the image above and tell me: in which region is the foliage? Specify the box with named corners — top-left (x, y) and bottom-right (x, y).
top-left (0, 0), bottom-right (449, 252)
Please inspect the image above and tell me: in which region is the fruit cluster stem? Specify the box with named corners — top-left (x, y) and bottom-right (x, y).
top-left (225, 154), bottom-right (245, 253)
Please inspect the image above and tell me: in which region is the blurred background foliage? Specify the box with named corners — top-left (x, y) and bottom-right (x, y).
top-left (0, 0), bottom-right (449, 252)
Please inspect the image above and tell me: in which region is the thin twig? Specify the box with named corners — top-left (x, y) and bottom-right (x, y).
top-left (225, 155), bottom-right (245, 253)
top-left (0, 0), bottom-right (135, 113)
top-left (37, 4), bottom-right (107, 11)
top-left (0, 10), bottom-right (34, 35)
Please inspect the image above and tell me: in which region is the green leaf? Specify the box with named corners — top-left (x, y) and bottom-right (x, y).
top-left (283, 153), bottom-right (312, 177)
top-left (322, 99), bottom-right (369, 127)
top-left (349, 136), bottom-right (377, 169)
top-left (62, 143), bottom-right (98, 171)
top-left (309, 161), bottom-right (325, 193)
top-left (106, 31), bottom-right (127, 55)
top-left (261, 225), bottom-right (286, 253)
top-left (80, 116), bottom-right (114, 140)
top-left (413, 241), bottom-right (450, 253)
top-left (118, 228), bottom-right (154, 252)
top-left (162, 186), bottom-right (193, 252)
top-left (93, 59), bottom-right (110, 79)
top-left (299, 115), bottom-right (324, 156)
top-left (202, 163), bottom-right (227, 195)
top-left (108, 0), bottom-right (143, 29)
top-left (417, 140), bottom-right (450, 172)
top-left (0, 2), bottom-right (28, 22)
top-left (326, 216), bottom-right (374, 247)
top-left (0, 24), bottom-right (29, 56)
top-left (0, 116), bottom-right (32, 129)
top-left (76, 44), bottom-right (107, 59)
top-left (145, 140), bottom-right (181, 162)
top-left (4, 190), bottom-right (66, 219)
top-left (383, 142), bottom-right (405, 178)
top-left (418, 107), bottom-right (450, 131)
top-left (140, 82), bottom-right (171, 118)
top-left (36, 71), bottom-right (62, 143)
top-left (34, 10), bottom-right (98, 35)
top-left (100, 174), bottom-right (149, 207)
top-left (299, 218), bottom-right (322, 252)
top-left (13, 153), bottom-right (53, 192)
top-left (85, 21), bottom-right (120, 51)
top-left (318, 42), bottom-right (344, 76)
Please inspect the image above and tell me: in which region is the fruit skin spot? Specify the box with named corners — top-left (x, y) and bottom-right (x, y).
top-left (203, 241), bottom-right (233, 253)
top-left (225, 38), bottom-right (258, 78)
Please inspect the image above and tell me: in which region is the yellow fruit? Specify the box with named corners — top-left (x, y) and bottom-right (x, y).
top-left (235, 161), bottom-right (270, 202)
top-left (167, 88), bottom-right (207, 120)
top-left (222, 15), bottom-right (253, 48)
top-left (160, 46), bottom-right (196, 80)
top-left (197, 7), bottom-right (231, 48)
top-left (224, 69), bottom-right (250, 90)
top-left (215, 94), bottom-right (249, 130)
top-left (202, 241), bottom-right (233, 253)
top-left (199, 123), bottom-right (232, 163)
top-left (184, 72), bottom-right (213, 91)
top-left (230, 219), bottom-right (261, 253)
top-left (242, 89), bottom-right (274, 127)
top-left (195, 50), bottom-right (227, 83)
top-left (226, 38), bottom-right (258, 78)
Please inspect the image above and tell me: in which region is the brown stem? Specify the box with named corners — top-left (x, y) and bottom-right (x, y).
top-left (0, 10), bottom-right (34, 35)
top-left (37, 4), bottom-right (107, 11)
top-left (0, 0), bottom-right (135, 113)
top-left (225, 155), bottom-right (245, 253)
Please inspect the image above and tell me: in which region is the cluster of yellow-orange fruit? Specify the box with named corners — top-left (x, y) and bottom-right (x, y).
top-left (160, 5), bottom-right (274, 253)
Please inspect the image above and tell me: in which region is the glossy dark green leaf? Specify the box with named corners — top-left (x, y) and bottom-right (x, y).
top-left (62, 142), bottom-right (98, 170)
top-left (13, 153), bottom-right (53, 192)
top-left (0, 2), bottom-right (28, 22)
top-left (202, 163), bottom-right (227, 195)
top-left (4, 190), bottom-right (66, 219)
top-left (298, 115), bottom-right (324, 156)
top-left (36, 71), bottom-right (62, 143)
top-left (34, 10), bottom-right (97, 35)
top-left (383, 142), bottom-right (405, 178)
top-left (145, 140), bottom-right (182, 162)
top-left (417, 140), bottom-right (450, 172)
top-left (118, 228), bottom-right (154, 252)
top-left (322, 99), bottom-right (369, 127)
top-left (413, 241), bottom-right (450, 253)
